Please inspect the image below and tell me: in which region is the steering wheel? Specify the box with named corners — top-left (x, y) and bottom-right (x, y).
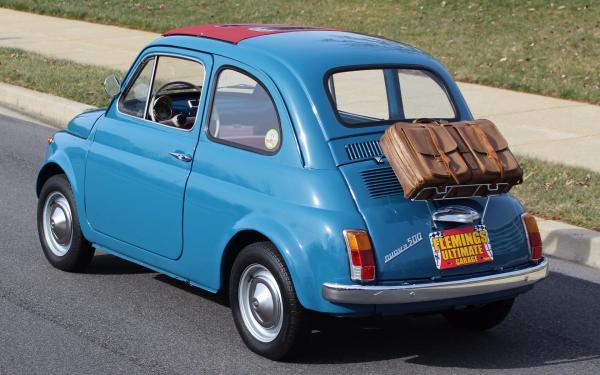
top-left (149, 81), bottom-right (198, 123)
top-left (155, 80), bottom-right (198, 95)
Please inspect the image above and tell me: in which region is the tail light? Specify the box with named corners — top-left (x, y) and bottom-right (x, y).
top-left (343, 230), bottom-right (376, 282)
top-left (521, 213), bottom-right (543, 261)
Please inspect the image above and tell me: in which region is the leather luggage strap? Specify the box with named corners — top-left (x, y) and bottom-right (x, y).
top-left (422, 123), bottom-right (460, 185)
top-left (467, 122), bottom-right (505, 178)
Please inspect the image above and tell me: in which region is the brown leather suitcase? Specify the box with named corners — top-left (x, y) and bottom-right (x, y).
top-left (379, 121), bottom-right (471, 199)
top-left (448, 119), bottom-right (522, 185)
top-left (380, 119), bottom-right (522, 200)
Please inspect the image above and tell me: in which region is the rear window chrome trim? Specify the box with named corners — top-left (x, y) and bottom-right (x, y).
top-left (323, 64), bottom-right (460, 128)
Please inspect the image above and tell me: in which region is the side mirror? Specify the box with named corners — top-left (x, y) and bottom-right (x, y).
top-left (103, 74), bottom-right (121, 98)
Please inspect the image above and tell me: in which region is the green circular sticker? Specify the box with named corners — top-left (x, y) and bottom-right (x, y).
top-left (264, 128), bottom-right (279, 150)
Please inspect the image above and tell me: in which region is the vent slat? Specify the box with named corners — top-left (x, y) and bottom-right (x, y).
top-left (360, 167), bottom-right (404, 199)
top-left (364, 181), bottom-right (401, 189)
top-left (363, 172), bottom-right (395, 180)
top-left (345, 140), bottom-right (383, 161)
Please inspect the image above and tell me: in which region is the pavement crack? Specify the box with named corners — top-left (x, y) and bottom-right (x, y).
top-left (0, 286), bottom-right (180, 375)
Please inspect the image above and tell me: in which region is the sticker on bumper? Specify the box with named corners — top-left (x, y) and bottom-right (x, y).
top-left (429, 225), bottom-right (493, 270)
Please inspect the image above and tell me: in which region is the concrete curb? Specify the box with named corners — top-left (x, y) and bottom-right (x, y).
top-left (0, 82), bottom-right (94, 129)
top-left (1, 82), bottom-right (599, 271)
top-left (537, 218), bottom-right (600, 270)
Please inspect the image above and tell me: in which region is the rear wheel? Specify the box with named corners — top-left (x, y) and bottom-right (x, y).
top-left (443, 298), bottom-right (514, 331)
top-left (229, 242), bottom-right (309, 360)
top-left (37, 174), bottom-right (94, 272)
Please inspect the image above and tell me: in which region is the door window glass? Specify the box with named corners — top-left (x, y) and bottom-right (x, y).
top-left (208, 69), bottom-right (281, 153)
top-left (119, 57), bottom-right (155, 118)
top-left (147, 56), bottom-right (205, 129)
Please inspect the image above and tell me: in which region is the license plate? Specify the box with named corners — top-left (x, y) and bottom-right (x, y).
top-left (429, 225), bottom-right (493, 270)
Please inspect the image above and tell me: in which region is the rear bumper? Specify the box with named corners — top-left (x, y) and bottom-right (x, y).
top-left (323, 258), bottom-right (548, 305)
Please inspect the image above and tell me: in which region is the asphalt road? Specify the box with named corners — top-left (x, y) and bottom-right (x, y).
top-left (1, 110), bottom-right (599, 375)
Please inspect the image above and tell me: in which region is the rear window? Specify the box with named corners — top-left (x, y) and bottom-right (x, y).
top-left (327, 68), bottom-right (456, 126)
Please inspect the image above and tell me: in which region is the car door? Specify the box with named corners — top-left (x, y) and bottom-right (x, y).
top-left (85, 48), bottom-right (212, 260)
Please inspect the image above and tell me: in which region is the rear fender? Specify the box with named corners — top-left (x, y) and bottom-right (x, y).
top-left (223, 212), bottom-right (374, 314)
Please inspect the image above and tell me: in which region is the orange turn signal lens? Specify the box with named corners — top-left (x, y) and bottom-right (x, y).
top-left (343, 230), bottom-right (376, 282)
top-left (521, 213), bottom-right (543, 261)
top-left (47, 136), bottom-right (53, 144)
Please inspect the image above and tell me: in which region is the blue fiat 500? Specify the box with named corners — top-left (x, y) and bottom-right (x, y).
top-left (36, 24), bottom-right (548, 360)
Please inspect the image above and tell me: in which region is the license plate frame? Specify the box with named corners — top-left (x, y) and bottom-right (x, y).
top-left (429, 225), bottom-right (493, 270)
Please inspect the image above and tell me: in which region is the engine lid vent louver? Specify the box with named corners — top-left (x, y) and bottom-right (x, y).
top-left (361, 167), bottom-right (404, 199)
top-left (345, 140), bottom-right (383, 161)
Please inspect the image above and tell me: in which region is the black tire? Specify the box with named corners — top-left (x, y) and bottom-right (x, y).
top-left (37, 174), bottom-right (94, 272)
top-left (442, 298), bottom-right (514, 331)
top-left (229, 241), bottom-right (309, 361)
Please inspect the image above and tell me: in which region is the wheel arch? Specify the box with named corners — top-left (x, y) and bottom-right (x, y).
top-left (36, 162), bottom-right (66, 196)
top-left (36, 152), bottom-right (93, 242)
top-left (217, 221), bottom-right (317, 310)
top-left (221, 229), bottom-right (271, 292)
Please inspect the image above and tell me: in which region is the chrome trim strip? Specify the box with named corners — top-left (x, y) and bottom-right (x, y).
top-left (143, 56), bottom-right (158, 121)
top-left (322, 258), bottom-right (548, 305)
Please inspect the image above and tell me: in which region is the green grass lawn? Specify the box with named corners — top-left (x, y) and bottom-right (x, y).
top-left (1, 0), bottom-right (599, 105)
top-left (511, 157), bottom-right (600, 231)
top-left (0, 48), bottom-right (120, 107)
top-left (1, 46), bottom-right (599, 230)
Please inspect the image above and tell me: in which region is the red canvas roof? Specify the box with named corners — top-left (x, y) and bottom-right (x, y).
top-left (163, 24), bottom-right (336, 44)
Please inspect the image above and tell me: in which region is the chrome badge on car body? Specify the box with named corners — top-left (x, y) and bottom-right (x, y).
top-left (384, 232), bottom-right (424, 264)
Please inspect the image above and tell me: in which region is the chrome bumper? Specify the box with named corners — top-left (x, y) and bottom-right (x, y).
top-left (323, 258), bottom-right (548, 305)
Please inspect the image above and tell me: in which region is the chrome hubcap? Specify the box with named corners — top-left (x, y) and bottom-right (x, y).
top-left (238, 264), bottom-right (283, 342)
top-left (42, 192), bottom-right (73, 256)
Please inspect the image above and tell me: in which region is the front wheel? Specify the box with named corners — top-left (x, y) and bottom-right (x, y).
top-left (442, 298), bottom-right (514, 331)
top-left (37, 174), bottom-right (94, 272)
top-left (229, 242), bottom-right (309, 360)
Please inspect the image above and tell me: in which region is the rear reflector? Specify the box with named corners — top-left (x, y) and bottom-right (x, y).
top-left (521, 213), bottom-right (543, 261)
top-left (343, 230), bottom-right (376, 282)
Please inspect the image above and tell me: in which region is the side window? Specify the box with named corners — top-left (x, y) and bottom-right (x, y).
top-left (147, 56), bottom-right (205, 130)
top-left (119, 57), bottom-right (155, 118)
top-left (208, 69), bottom-right (281, 153)
top-left (119, 55), bottom-right (205, 130)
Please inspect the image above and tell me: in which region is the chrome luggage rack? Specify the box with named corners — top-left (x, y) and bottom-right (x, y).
top-left (411, 182), bottom-right (511, 201)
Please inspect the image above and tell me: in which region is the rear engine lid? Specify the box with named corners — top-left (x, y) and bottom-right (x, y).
top-left (331, 136), bottom-right (531, 281)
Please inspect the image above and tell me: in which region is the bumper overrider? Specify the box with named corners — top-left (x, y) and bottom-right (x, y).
top-left (323, 258), bottom-right (548, 305)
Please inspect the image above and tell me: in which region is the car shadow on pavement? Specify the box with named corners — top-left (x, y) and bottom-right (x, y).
top-left (84, 252), bottom-right (230, 306)
top-left (153, 273), bottom-right (230, 307)
top-left (86, 253), bottom-right (153, 275)
top-left (295, 272), bottom-right (600, 369)
top-left (80, 253), bottom-right (600, 370)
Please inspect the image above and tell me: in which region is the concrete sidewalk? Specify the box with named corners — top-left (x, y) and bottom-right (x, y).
top-left (0, 82), bottom-right (93, 128)
top-left (1, 8), bottom-right (600, 172)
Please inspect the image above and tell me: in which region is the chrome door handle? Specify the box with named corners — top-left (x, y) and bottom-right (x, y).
top-left (169, 152), bottom-right (192, 162)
